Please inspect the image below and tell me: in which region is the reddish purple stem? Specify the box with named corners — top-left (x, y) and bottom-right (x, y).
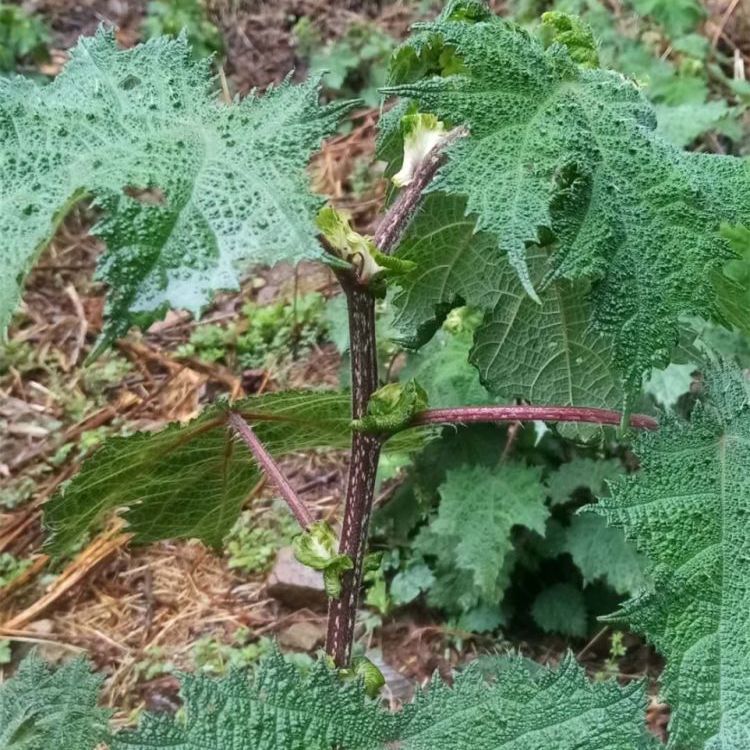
top-left (228, 411), bottom-right (314, 530)
top-left (410, 405), bottom-right (659, 431)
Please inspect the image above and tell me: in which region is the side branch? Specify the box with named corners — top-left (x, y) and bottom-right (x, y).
top-left (227, 411), bottom-right (314, 530)
top-left (374, 126), bottom-right (467, 255)
top-left (409, 405), bottom-right (659, 431)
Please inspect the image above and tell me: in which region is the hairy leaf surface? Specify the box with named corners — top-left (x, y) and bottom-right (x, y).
top-left (597, 363), bottom-right (750, 748)
top-left (397, 653), bottom-right (653, 748)
top-left (2, 649), bottom-right (654, 749)
top-left (384, 2), bottom-right (750, 393)
top-left (0, 653), bottom-right (111, 750)
top-left (0, 30), bottom-right (348, 340)
top-left (114, 649), bottom-right (394, 750)
top-left (45, 392), bottom-right (354, 554)
top-left (392, 194), bottom-right (621, 408)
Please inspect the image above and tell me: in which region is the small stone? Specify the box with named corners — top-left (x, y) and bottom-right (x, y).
top-left (267, 547), bottom-right (326, 608)
top-left (278, 621), bottom-right (326, 651)
top-left (367, 651), bottom-right (413, 704)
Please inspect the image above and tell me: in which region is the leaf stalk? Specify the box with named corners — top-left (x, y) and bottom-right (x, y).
top-left (408, 405), bottom-right (659, 431)
top-left (227, 411), bottom-right (315, 530)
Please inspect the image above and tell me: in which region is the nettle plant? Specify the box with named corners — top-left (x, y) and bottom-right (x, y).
top-left (2, 1), bottom-right (750, 748)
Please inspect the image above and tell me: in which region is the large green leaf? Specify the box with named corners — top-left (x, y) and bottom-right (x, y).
top-left (0, 653), bottom-right (111, 750)
top-left (0, 30), bottom-right (349, 340)
top-left (597, 363), bottom-right (750, 748)
top-left (383, 1), bottom-right (750, 394)
top-left (45, 391), bottom-right (355, 554)
top-left (397, 653), bottom-right (654, 749)
top-left (392, 194), bottom-right (621, 408)
top-left (114, 648), bottom-right (395, 750)
top-left (2, 649), bottom-right (654, 749)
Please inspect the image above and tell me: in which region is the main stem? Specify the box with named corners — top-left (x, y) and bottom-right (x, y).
top-left (324, 128), bottom-right (464, 667)
top-left (325, 276), bottom-right (380, 666)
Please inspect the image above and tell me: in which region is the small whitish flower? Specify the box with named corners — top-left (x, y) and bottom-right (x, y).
top-left (393, 113), bottom-right (448, 188)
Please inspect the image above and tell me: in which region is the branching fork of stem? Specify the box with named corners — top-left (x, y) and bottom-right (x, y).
top-left (227, 128), bottom-right (659, 668)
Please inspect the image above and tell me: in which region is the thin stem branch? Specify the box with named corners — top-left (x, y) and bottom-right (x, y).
top-left (227, 411), bottom-right (314, 530)
top-left (374, 126), bottom-right (467, 255)
top-left (409, 405), bottom-right (659, 431)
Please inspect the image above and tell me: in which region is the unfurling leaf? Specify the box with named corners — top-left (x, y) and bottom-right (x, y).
top-left (316, 206), bottom-right (384, 281)
top-left (539, 11), bottom-right (599, 68)
top-left (339, 657), bottom-right (386, 699)
top-left (293, 521), bottom-right (353, 599)
top-left (353, 379), bottom-right (429, 434)
top-left (392, 112), bottom-right (448, 187)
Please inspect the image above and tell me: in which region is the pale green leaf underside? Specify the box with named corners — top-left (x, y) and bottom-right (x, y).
top-left (44, 392), bottom-right (351, 555)
top-left (44, 390), bottom-right (426, 555)
top-left (597, 363), bottom-right (750, 748)
top-left (393, 194), bottom-right (622, 409)
top-left (0, 30), bottom-right (348, 340)
top-left (433, 463), bottom-right (548, 597)
top-left (385, 3), bottom-right (750, 393)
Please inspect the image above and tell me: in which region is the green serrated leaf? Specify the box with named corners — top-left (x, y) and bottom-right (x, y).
top-left (1, 30), bottom-right (351, 341)
top-left (547, 456), bottom-right (624, 506)
top-left (391, 194), bottom-right (622, 410)
top-left (655, 100), bottom-right (733, 147)
top-left (0, 653), bottom-right (111, 750)
top-left (432, 463), bottom-right (548, 598)
top-left (397, 652), bottom-right (653, 748)
top-left (2, 648), bottom-right (655, 749)
top-left (390, 561), bottom-right (435, 605)
top-left (596, 362), bottom-right (750, 748)
top-left (384, 2), bottom-right (750, 396)
top-left (114, 648), bottom-right (396, 750)
top-left (532, 582), bottom-right (588, 637)
top-left (714, 224), bottom-right (750, 335)
top-left (631, 0), bottom-right (705, 36)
